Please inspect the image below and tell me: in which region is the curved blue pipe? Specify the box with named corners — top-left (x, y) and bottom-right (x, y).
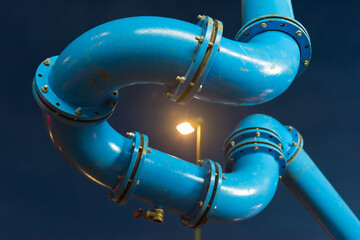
top-left (212, 152), bottom-right (280, 221)
top-left (48, 16), bottom-right (299, 107)
top-left (41, 113), bottom-right (134, 189)
top-left (32, 0), bottom-right (360, 238)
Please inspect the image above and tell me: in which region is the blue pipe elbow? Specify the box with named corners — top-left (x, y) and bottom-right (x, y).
top-left (34, 0), bottom-right (360, 237)
top-left (36, 12), bottom-right (309, 112)
top-left (38, 111), bottom-right (134, 189)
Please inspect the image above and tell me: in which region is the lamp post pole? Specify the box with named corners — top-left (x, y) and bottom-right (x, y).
top-left (175, 117), bottom-right (203, 240)
top-left (195, 118), bottom-right (203, 240)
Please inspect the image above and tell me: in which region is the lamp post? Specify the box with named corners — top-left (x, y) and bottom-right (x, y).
top-left (176, 117), bottom-right (203, 240)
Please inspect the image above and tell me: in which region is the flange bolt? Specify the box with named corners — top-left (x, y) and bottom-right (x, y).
top-left (42, 58), bottom-right (51, 66)
top-left (75, 107), bottom-right (82, 116)
top-left (41, 85), bottom-right (48, 93)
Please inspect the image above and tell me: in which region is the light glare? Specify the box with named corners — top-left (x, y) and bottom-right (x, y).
top-left (176, 122), bottom-right (195, 135)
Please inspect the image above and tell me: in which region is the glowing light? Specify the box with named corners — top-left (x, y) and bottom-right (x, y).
top-left (176, 122), bottom-right (195, 135)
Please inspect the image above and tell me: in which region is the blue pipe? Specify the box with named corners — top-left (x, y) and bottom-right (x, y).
top-left (241, 0), bottom-right (294, 25)
top-left (46, 16), bottom-right (301, 108)
top-left (32, 0), bottom-right (360, 238)
top-left (283, 150), bottom-right (360, 239)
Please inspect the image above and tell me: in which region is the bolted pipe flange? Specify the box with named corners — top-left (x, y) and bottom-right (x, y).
top-left (167, 15), bottom-right (223, 105)
top-left (109, 132), bottom-right (149, 204)
top-left (235, 15), bottom-right (312, 78)
top-left (282, 125), bottom-right (303, 164)
top-left (33, 56), bottom-right (118, 121)
top-left (224, 127), bottom-right (286, 176)
top-left (180, 159), bottom-right (222, 229)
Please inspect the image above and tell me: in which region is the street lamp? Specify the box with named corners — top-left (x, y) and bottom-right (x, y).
top-left (176, 117), bottom-right (203, 240)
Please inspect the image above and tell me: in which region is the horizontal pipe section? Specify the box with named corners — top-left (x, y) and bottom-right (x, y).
top-left (283, 149), bottom-right (360, 239)
top-left (133, 149), bottom-right (207, 216)
top-left (48, 15), bottom-right (300, 108)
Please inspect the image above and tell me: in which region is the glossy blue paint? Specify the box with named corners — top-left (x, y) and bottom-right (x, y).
top-left (241, 0), bottom-right (294, 25)
top-left (283, 150), bottom-right (360, 239)
top-left (213, 148), bottom-right (280, 221)
top-left (32, 0), bottom-right (360, 238)
top-left (38, 14), bottom-right (305, 112)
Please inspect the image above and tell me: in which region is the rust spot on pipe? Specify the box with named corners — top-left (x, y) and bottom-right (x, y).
top-left (97, 70), bottom-right (110, 81)
top-left (88, 77), bottom-right (98, 85)
top-left (240, 67), bottom-right (249, 72)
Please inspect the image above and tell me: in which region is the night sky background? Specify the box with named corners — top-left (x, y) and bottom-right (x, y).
top-left (2, 0), bottom-right (360, 239)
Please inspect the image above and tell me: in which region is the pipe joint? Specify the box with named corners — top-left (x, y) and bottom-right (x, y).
top-left (236, 15), bottom-right (312, 78)
top-left (109, 132), bottom-right (149, 204)
top-left (282, 126), bottom-right (303, 164)
top-left (181, 159), bottom-right (222, 229)
top-left (166, 15), bottom-right (223, 104)
top-left (34, 56), bottom-right (118, 121)
top-left (224, 126), bottom-right (286, 176)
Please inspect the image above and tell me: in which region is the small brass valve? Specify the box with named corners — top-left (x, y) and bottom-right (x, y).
top-left (133, 208), bottom-right (164, 223)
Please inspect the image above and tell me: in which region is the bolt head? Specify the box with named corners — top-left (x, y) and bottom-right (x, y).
top-left (222, 174), bottom-right (226, 180)
top-left (254, 146), bottom-right (259, 151)
top-left (255, 132), bottom-right (260, 137)
top-left (41, 85), bottom-right (48, 93)
top-left (278, 155), bottom-right (284, 160)
top-left (75, 107), bottom-right (82, 116)
top-left (230, 141), bottom-right (235, 147)
top-left (260, 23), bottom-right (267, 29)
top-left (288, 126), bottom-right (294, 131)
top-left (197, 15), bottom-right (206, 21)
top-left (197, 85), bottom-right (203, 92)
top-left (296, 30), bottom-right (302, 37)
top-left (42, 58), bottom-right (51, 66)
top-left (292, 141), bottom-right (297, 146)
top-left (195, 36), bottom-right (204, 43)
top-left (176, 76), bottom-right (185, 84)
top-left (303, 60), bottom-right (309, 67)
top-left (198, 201), bottom-right (203, 206)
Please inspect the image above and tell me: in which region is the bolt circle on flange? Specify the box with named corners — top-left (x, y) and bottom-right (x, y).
top-left (33, 56), bottom-right (118, 121)
top-left (236, 15), bottom-right (312, 78)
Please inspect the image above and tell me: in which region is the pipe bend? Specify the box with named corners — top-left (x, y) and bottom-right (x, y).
top-left (42, 112), bottom-right (134, 189)
top-left (49, 16), bottom-right (202, 107)
top-left (43, 15), bottom-right (302, 111)
top-left (213, 152), bottom-right (280, 221)
top-left (196, 31), bottom-right (300, 105)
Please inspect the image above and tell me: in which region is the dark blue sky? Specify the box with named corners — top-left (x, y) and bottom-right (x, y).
top-left (1, 0), bottom-right (359, 239)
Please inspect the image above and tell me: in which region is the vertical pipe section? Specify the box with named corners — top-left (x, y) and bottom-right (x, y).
top-left (241, 0), bottom-right (294, 25)
top-left (283, 149), bottom-right (360, 239)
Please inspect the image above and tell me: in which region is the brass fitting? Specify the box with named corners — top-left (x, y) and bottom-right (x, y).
top-left (144, 208), bottom-right (164, 223)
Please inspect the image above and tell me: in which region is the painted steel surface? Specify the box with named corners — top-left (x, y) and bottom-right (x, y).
top-left (32, 0), bottom-right (360, 238)
top-left (283, 150), bottom-right (360, 239)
